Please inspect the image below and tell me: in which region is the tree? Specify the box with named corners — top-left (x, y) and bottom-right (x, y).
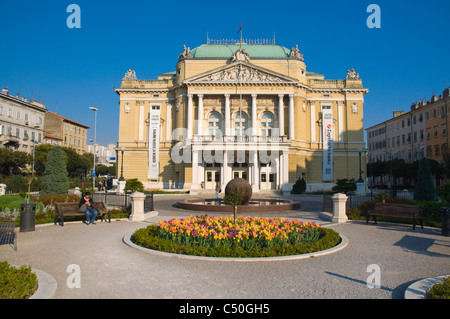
top-left (41, 146), bottom-right (69, 194)
top-left (413, 158), bottom-right (436, 201)
top-left (291, 177), bottom-right (306, 194)
top-left (125, 178), bottom-right (144, 192)
top-left (332, 179), bottom-right (356, 194)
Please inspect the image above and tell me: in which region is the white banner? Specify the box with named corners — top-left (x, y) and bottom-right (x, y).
top-left (148, 108), bottom-right (160, 180)
top-left (322, 108), bottom-right (334, 181)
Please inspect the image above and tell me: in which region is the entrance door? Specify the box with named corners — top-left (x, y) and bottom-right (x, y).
top-left (232, 162), bottom-right (249, 181)
top-left (260, 163), bottom-right (276, 190)
top-left (205, 163), bottom-right (221, 190)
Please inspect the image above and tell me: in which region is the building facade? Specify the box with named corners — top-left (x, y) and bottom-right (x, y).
top-left (115, 40), bottom-right (368, 192)
top-left (366, 87), bottom-right (450, 164)
top-left (44, 111), bottom-right (89, 154)
top-left (0, 87), bottom-right (46, 153)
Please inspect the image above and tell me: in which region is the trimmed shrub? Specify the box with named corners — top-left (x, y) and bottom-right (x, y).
top-left (125, 178), bottom-right (144, 192)
top-left (414, 158), bottom-right (436, 201)
top-left (0, 261), bottom-right (38, 299)
top-left (291, 178), bottom-right (306, 194)
top-left (41, 146), bottom-right (69, 195)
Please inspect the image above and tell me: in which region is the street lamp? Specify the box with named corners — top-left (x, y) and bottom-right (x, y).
top-left (89, 107), bottom-right (98, 191)
top-left (119, 147), bottom-right (125, 181)
top-left (358, 148), bottom-right (364, 182)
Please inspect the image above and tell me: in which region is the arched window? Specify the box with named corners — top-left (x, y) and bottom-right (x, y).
top-left (261, 112), bottom-right (273, 137)
top-left (234, 112), bottom-right (247, 136)
top-left (208, 112), bottom-right (222, 136)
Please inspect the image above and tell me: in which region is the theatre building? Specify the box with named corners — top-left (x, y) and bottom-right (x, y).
top-left (114, 39), bottom-right (368, 193)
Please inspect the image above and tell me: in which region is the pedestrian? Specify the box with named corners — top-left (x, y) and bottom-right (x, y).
top-left (79, 191), bottom-right (98, 225)
top-left (215, 181), bottom-right (221, 199)
top-left (98, 181), bottom-right (103, 191)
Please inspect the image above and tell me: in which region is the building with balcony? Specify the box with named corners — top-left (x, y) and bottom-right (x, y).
top-left (115, 40), bottom-right (369, 192)
top-left (0, 87), bottom-right (46, 153)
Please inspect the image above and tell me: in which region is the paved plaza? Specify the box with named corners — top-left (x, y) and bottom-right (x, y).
top-left (1, 194), bottom-right (450, 300)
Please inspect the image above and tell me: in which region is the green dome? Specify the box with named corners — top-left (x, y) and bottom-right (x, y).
top-left (190, 43), bottom-right (291, 59)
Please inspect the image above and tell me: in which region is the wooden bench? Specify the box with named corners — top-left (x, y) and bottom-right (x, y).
top-left (366, 203), bottom-right (423, 230)
top-left (54, 201), bottom-right (111, 226)
top-left (0, 220), bottom-right (17, 250)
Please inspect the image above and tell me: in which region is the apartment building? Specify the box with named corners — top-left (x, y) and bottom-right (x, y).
top-left (44, 111), bottom-right (89, 154)
top-left (0, 87), bottom-right (46, 153)
top-left (366, 87), bottom-right (450, 163)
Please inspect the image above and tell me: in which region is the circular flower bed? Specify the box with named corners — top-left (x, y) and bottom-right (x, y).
top-left (132, 215), bottom-right (341, 258)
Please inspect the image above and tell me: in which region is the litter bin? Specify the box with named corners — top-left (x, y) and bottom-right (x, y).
top-left (20, 203), bottom-right (36, 232)
top-left (441, 207), bottom-right (450, 237)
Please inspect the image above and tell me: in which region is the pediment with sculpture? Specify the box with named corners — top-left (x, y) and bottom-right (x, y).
top-left (185, 63), bottom-right (297, 85)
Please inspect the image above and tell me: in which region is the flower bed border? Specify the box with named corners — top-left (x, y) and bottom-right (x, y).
top-left (123, 226), bottom-right (348, 262)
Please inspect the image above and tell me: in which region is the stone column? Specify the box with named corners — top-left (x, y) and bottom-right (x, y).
top-left (289, 94), bottom-right (294, 140)
top-left (138, 101), bottom-right (144, 141)
top-left (224, 94), bottom-right (230, 136)
top-left (310, 100), bottom-right (316, 142)
top-left (197, 94), bottom-right (203, 136)
top-left (251, 94), bottom-right (257, 136)
top-left (129, 192), bottom-right (158, 222)
top-left (278, 94), bottom-right (284, 136)
top-left (252, 150), bottom-right (259, 192)
top-left (187, 94), bottom-right (193, 140)
top-left (223, 149), bottom-right (231, 188)
top-left (191, 150), bottom-right (199, 192)
top-left (331, 193), bottom-right (348, 223)
top-left (337, 100), bottom-right (344, 142)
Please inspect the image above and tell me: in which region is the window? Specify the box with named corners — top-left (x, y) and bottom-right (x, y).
top-left (65, 124), bottom-right (68, 131)
top-left (234, 112), bottom-right (247, 136)
top-left (17, 111), bottom-right (21, 119)
top-left (15, 128), bottom-right (20, 137)
top-left (207, 112), bottom-right (222, 136)
top-left (261, 112), bottom-right (273, 137)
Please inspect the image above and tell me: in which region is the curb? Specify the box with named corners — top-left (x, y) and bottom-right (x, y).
top-left (122, 231), bottom-right (348, 262)
top-left (404, 274), bottom-right (449, 299)
top-left (29, 268), bottom-right (58, 299)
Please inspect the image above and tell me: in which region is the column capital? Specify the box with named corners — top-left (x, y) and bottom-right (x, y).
top-left (289, 94), bottom-right (294, 99)
top-left (251, 93), bottom-right (258, 99)
top-left (187, 93), bottom-right (193, 99)
top-left (197, 94), bottom-right (204, 99)
top-left (224, 93), bottom-right (230, 99)
top-left (278, 94), bottom-right (285, 99)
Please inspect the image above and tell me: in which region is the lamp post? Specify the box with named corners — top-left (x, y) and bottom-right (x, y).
top-left (119, 147), bottom-right (125, 181)
top-left (89, 107), bottom-right (98, 191)
top-left (358, 148), bottom-right (363, 182)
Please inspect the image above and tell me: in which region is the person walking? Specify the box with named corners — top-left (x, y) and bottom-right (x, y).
top-left (215, 181), bottom-right (221, 199)
top-left (79, 191), bottom-right (98, 225)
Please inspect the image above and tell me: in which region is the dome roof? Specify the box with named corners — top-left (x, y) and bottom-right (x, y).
top-left (190, 43), bottom-right (291, 59)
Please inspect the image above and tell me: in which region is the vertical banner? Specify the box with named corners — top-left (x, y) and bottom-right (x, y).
top-left (322, 107), bottom-right (334, 181)
top-left (148, 107), bottom-right (161, 180)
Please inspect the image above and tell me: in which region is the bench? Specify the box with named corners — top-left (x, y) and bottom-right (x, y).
top-left (0, 220), bottom-right (17, 250)
top-left (366, 203), bottom-right (423, 230)
top-left (54, 201), bottom-right (111, 226)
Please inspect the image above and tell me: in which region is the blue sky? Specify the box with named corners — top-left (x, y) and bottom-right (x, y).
top-left (1, 0), bottom-right (449, 146)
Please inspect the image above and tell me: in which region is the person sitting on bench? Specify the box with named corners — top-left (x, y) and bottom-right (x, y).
top-left (79, 192), bottom-right (98, 225)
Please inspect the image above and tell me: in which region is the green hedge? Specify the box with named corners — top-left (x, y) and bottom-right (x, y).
top-left (426, 276), bottom-right (450, 299)
top-left (132, 225), bottom-right (341, 258)
top-left (0, 261), bottom-right (38, 299)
